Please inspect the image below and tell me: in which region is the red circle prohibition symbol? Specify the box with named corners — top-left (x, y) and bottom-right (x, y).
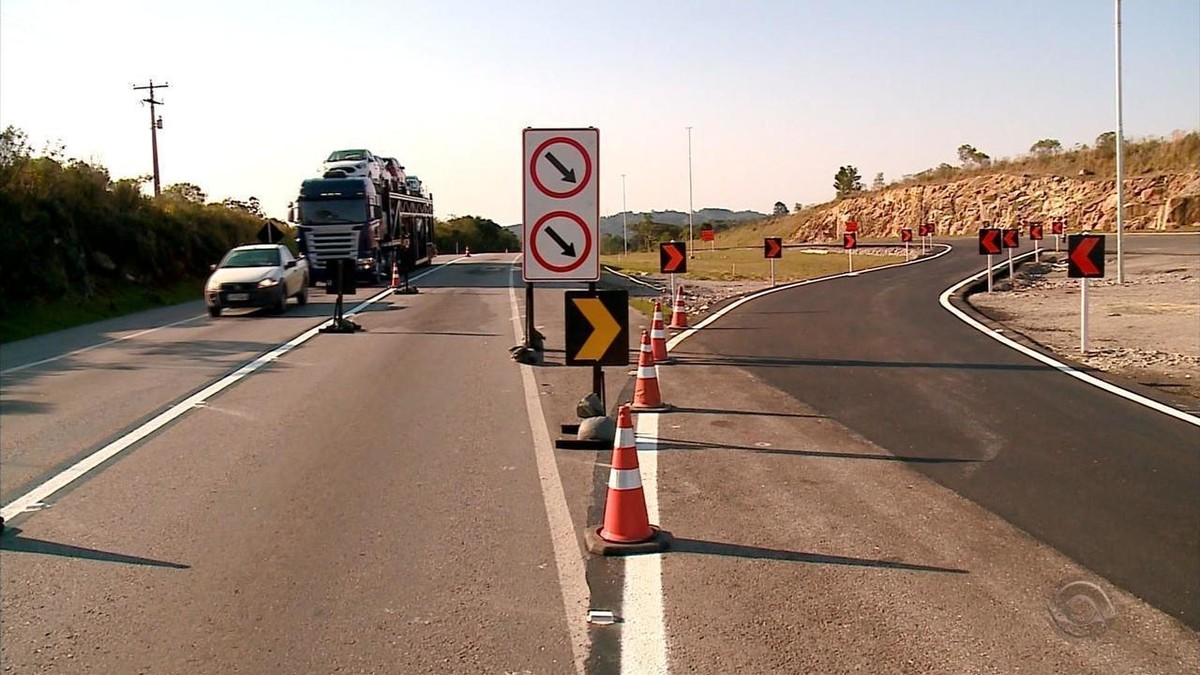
top-left (530, 211), bottom-right (592, 273)
top-left (530, 137), bottom-right (592, 199)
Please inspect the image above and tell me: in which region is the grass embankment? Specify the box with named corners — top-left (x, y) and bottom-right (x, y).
top-left (0, 279), bottom-right (202, 344)
top-left (603, 247), bottom-right (905, 282)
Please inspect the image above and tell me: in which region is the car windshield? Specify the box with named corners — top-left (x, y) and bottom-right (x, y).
top-left (298, 199), bottom-right (367, 224)
top-left (221, 248), bottom-right (280, 268)
top-left (326, 150), bottom-right (368, 162)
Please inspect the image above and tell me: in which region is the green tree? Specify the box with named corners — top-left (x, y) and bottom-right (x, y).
top-left (772, 201), bottom-right (788, 216)
top-left (833, 166), bottom-right (864, 198)
top-left (1029, 138), bottom-right (1062, 155)
top-left (164, 182), bottom-right (207, 203)
top-left (957, 144), bottom-right (990, 168)
top-left (434, 215), bottom-right (519, 253)
top-left (793, 202), bottom-right (802, 213)
top-left (872, 172), bottom-right (885, 190)
top-left (1095, 131), bottom-right (1117, 154)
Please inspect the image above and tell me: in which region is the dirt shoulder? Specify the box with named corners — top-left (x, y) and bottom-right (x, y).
top-left (968, 250), bottom-right (1200, 405)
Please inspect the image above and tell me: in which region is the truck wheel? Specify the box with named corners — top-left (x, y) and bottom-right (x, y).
top-left (208, 306), bottom-right (222, 317)
top-left (297, 282), bottom-right (308, 305)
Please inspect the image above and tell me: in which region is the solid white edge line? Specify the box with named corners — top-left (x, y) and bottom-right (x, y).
top-left (1, 313), bottom-right (207, 375)
top-left (507, 256), bottom-right (589, 675)
top-left (0, 258), bottom-right (465, 522)
top-left (938, 250), bottom-right (1200, 427)
top-left (623, 412), bottom-right (668, 674)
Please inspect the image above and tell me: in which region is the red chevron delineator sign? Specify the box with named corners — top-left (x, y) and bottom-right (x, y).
top-left (1029, 223), bottom-right (1044, 240)
top-left (659, 241), bottom-right (687, 274)
top-left (763, 237), bottom-right (782, 259)
top-left (843, 233), bottom-right (857, 249)
top-left (978, 228), bottom-right (1003, 255)
top-left (919, 224), bottom-right (932, 237)
top-left (1068, 234), bottom-right (1106, 278)
top-left (1052, 220), bottom-right (1065, 235)
top-left (900, 228), bottom-right (913, 243)
top-left (1002, 229), bottom-right (1020, 249)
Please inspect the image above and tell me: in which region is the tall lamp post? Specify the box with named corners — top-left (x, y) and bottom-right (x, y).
top-left (1114, 0), bottom-right (1126, 283)
top-left (621, 173), bottom-right (628, 258)
top-left (686, 126), bottom-right (694, 258)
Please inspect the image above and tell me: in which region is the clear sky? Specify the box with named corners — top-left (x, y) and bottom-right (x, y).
top-left (1, 1), bottom-right (1197, 224)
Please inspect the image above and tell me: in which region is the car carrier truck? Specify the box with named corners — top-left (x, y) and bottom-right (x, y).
top-left (288, 176), bottom-right (435, 286)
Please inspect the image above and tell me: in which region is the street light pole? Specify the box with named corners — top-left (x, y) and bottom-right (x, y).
top-left (1114, 0), bottom-right (1126, 283)
top-left (687, 126), bottom-right (694, 258)
top-left (621, 173), bottom-right (628, 258)
top-left (132, 80), bottom-right (168, 197)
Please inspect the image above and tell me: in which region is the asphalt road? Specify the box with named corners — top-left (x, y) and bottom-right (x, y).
top-left (676, 234), bottom-right (1200, 629)
top-left (1, 256), bottom-right (578, 673)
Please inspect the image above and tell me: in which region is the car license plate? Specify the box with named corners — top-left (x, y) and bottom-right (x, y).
top-left (228, 293), bottom-right (249, 301)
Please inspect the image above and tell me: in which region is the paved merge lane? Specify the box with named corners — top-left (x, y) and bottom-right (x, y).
top-left (678, 236), bottom-right (1200, 628)
top-left (1, 256), bottom-right (578, 673)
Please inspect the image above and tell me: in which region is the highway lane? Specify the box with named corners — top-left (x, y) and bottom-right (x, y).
top-left (1, 255), bottom-right (580, 673)
top-left (674, 234), bottom-right (1200, 629)
top-left (1, 278), bottom-right (375, 502)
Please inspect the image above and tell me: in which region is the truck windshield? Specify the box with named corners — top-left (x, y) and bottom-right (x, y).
top-left (298, 199), bottom-right (367, 224)
top-left (221, 248), bottom-right (280, 268)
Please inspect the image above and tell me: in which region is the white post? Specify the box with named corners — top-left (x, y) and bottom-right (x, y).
top-left (1055, 234), bottom-right (1060, 253)
top-left (1035, 239), bottom-right (1041, 263)
top-left (621, 174), bottom-right (628, 259)
top-left (987, 254), bottom-right (994, 293)
top-left (1080, 277), bottom-right (1090, 352)
top-left (848, 249), bottom-right (854, 273)
top-left (770, 258), bottom-right (776, 286)
top-left (1114, 0), bottom-right (1126, 283)
top-left (1007, 247), bottom-right (1014, 280)
top-left (905, 240), bottom-right (910, 261)
top-left (670, 273), bottom-right (675, 301)
top-left (686, 126), bottom-right (695, 259)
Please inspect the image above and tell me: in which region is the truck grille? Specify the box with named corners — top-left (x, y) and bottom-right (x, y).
top-left (302, 224), bottom-right (361, 263)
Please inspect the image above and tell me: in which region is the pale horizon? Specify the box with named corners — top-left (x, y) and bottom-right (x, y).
top-left (1, 0), bottom-right (1197, 225)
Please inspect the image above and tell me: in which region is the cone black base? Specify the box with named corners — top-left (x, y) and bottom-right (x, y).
top-left (585, 526), bottom-right (671, 556)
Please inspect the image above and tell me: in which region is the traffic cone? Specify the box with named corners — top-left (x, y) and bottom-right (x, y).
top-left (650, 301), bottom-right (672, 364)
top-left (631, 329), bottom-right (671, 411)
top-left (584, 405), bottom-right (669, 555)
top-left (465, 246), bottom-right (471, 257)
top-left (669, 285), bottom-right (689, 330)
top-left (389, 261), bottom-right (401, 290)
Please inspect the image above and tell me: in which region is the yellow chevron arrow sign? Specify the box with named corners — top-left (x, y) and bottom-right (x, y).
top-left (565, 290), bottom-right (629, 366)
top-left (574, 298), bottom-right (620, 361)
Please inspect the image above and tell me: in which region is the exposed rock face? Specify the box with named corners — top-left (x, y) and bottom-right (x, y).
top-left (785, 172), bottom-right (1200, 241)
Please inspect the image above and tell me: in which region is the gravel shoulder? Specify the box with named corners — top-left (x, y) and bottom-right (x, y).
top-left (969, 250), bottom-right (1200, 405)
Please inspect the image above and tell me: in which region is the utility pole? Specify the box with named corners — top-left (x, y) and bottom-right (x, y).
top-left (133, 79), bottom-right (168, 196)
top-left (1113, 0), bottom-right (1126, 283)
top-left (621, 173), bottom-right (628, 258)
top-left (686, 126), bottom-right (694, 258)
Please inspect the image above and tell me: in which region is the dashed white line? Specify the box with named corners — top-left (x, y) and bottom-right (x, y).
top-left (0, 259), bottom-right (463, 523)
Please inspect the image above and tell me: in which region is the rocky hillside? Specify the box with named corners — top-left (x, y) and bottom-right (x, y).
top-left (779, 171), bottom-right (1199, 242)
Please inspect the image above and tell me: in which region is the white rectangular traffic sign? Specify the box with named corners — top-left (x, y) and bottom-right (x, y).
top-left (523, 127), bottom-right (600, 282)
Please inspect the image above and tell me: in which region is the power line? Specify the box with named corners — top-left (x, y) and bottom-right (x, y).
top-left (132, 79), bottom-right (168, 196)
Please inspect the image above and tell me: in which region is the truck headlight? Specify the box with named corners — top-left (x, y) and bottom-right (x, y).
top-left (257, 277), bottom-right (281, 288)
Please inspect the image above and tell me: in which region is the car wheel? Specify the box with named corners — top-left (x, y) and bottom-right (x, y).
top-left (208, 305), bottom-right (222, 317)
top-left (273, 289), bottom-right (287, 314)
top-left (297, 281), bottom-right (309, 305)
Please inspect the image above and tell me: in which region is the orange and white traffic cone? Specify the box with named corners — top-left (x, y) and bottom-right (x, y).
top-left (585, 405), bottom-right (669, 555)
top-left (650, 301), bottom-right (672, 364)
top-left (631, 329), bottom-right (671, 411)
top-left (389, 261), bottom-right (401, 290)
top-left (668, 284), bottom-right (689, 330)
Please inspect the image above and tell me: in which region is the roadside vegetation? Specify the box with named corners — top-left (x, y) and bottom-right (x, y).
top-left (0, 126), bottom-right (274, 342)
top-left (435, 215), bottom-right (519, 254)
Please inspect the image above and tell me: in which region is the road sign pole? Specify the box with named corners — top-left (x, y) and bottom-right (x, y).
top-left (525, 282), bottom-right (536, 349)
top-left (1035, 239), bottom-right (1041, 263)
top-left (905, 240), bottom-right (910, 262)
top-left (1081, 277), bottom-right (1090, 353)
top-left (1055, 234), bottom-right (1060, 253)
top-left (987, 255), bottom-right (994, 293)
top-left (848, 249), bottom-right (854, 273)
top-left (670, 273), bottom-right (676, 301)
top-left (1007, 247), bottom-right (1014, 280)
top-left (770, 258), bottom-right (775, 286)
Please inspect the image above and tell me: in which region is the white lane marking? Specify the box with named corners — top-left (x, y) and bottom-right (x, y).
top-left (1, 313), bottom-right (207, 375)
top-left (667, 245), bottom-right (952, 350)
top-left (623, 411), bottom-right (668, 674)
top-left (939, 251), bottom-right (1200, 427)
top-left (507, 257), bottom-right (589, 675)
top-left (0, 260), bottom-right (462, 522)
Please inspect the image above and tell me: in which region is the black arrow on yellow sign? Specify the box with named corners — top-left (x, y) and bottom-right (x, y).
top-left (565, 290), bottom-right (629, 367)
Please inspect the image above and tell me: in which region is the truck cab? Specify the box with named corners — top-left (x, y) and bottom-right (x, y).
top-left (290, 177), bottom-right (384, 285)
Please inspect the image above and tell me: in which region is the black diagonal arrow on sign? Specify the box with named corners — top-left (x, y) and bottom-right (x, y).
top-left (544, 226), bottom-right (577, 257)
top-left (544, 152), bottom-right (577, 184)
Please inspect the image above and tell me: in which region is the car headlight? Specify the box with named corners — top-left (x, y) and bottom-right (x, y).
top-left (257, 277), bottom-right (281, 288)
